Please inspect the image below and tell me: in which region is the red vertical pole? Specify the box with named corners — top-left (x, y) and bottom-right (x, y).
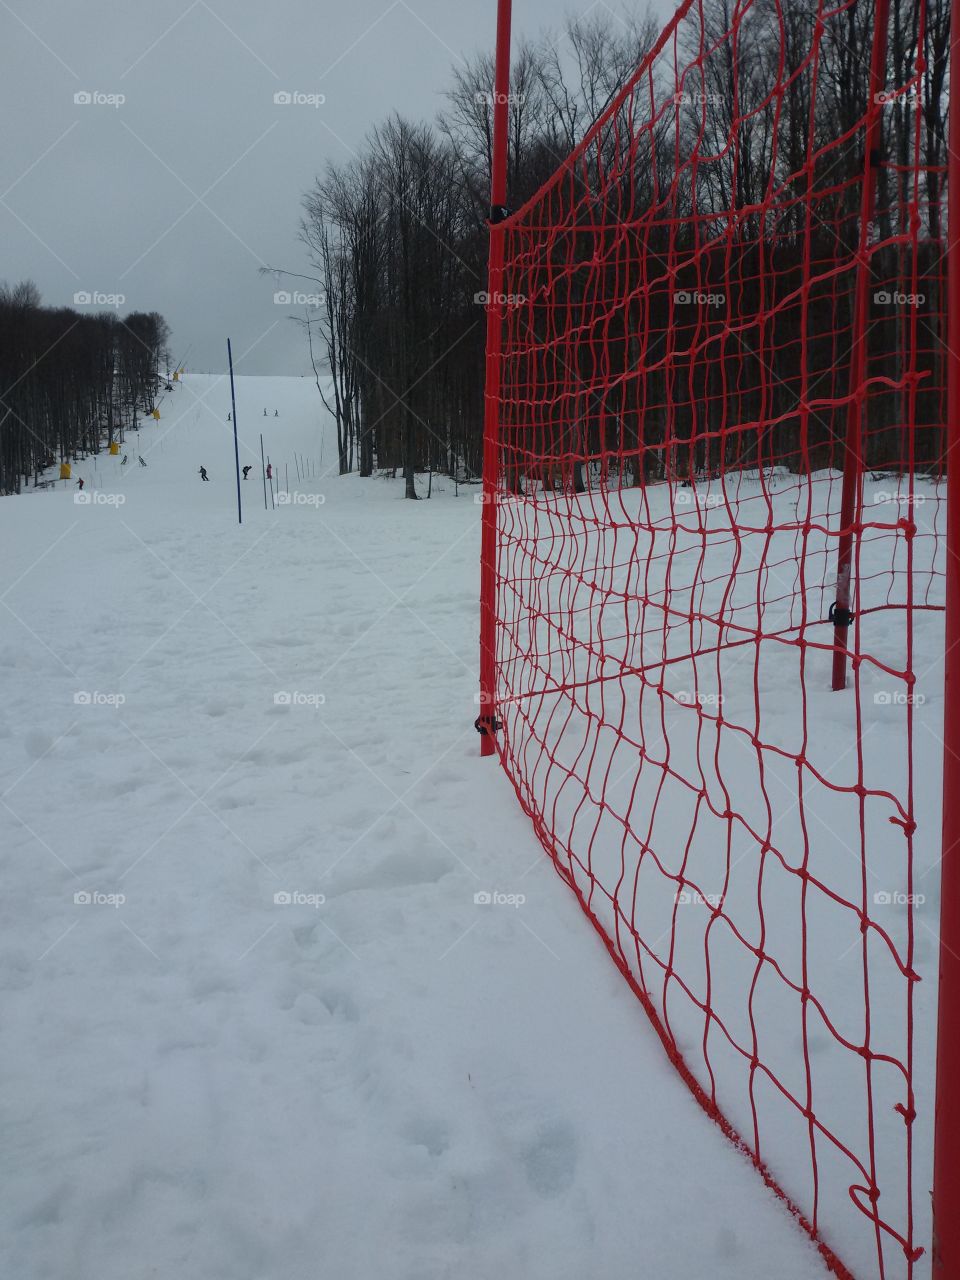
top-left (932, 5), bottom-right (960, 1271)
top-left (831, 0), bottom-right (890, 691)
top-left (478, 0), bottom-right (513, 756)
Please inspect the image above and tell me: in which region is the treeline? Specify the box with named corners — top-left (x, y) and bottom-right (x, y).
top-left (299, 0), bottom-right (950, 495)
top-left (0, 281), bottom-right (170, 495)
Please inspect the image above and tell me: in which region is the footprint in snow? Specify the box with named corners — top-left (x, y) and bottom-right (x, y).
top-left (402, 1114), bottom-right (450, 1158)
top-left (522, 1122), bottom-right (578, 1198)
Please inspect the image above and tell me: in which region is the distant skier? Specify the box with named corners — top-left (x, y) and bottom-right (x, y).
top-left (266, 463), bottom-right (273, 481)
top-left (242, 465), bottom-right (252, 479)
top-left (76, 477), bottom-right (84, 491)
top-left (227, 412), bottom-right (232, 422)
top-left (199, 466), bottom-right (210, 481)
top-left (138, 456), bottom-right (147, 467)
top-left (121, 454), bottom-right (128, 465)
top-left (263, 408), bottom-right (268, 417)
top-left (274, 409), bottom-right (278, 417)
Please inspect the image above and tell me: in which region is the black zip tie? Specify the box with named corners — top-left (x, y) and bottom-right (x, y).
top-left (829, 602), bottom-right (856, 629)
top-left (475, 714), bottom-right (502, 736)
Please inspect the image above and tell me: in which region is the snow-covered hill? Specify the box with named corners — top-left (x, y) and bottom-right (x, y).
top-left (0, 374), bottom-right (823, 1279)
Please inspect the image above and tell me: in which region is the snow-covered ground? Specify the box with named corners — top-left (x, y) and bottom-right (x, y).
top-left (2, 373), bottom-right (846, 1279)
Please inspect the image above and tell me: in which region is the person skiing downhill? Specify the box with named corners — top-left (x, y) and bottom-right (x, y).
top-left (266, 463), bottom-right (272, 481)
top-left (76, 477), bottom-right (84, 491)
top-left (242, 465), bottom-right (252, 479)
top-left (139, 456), bottom-right (147, 467)
top-left (199, 466), bottom-right (209, 481)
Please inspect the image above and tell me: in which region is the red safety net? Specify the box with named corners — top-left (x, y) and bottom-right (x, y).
top-left (482, 0), bottom-right (948, 1276)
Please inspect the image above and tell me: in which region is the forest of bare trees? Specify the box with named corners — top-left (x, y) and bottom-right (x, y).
top-left (294, 0), bottom-right (950, 496)
top-left (0, 282), bottom-right (170, 496)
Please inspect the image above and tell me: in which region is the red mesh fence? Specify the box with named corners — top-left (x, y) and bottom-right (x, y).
top-left (482, 0), bottom-right (948, 1275)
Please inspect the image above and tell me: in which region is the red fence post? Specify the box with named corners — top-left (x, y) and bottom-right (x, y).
top-left (477, 0), bottom-right (512, 757)
top-left (932, 4), bottom-right (960, 1270)
top-left (831, 0), bottom-right (890, 691)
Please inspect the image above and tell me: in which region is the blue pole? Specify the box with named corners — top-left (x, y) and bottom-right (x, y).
top-left (227, 339), bottom-right (242, 525)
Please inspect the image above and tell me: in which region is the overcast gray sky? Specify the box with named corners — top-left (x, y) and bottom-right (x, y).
top-left (1, 0), bottom-right (674, 375)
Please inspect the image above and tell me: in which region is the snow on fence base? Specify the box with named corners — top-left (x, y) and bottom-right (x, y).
top-left (478, 0), bottom-right (956, 1275)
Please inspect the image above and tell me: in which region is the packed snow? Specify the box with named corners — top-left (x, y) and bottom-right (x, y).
top-left (2, 373), bottom-right (855, 1279)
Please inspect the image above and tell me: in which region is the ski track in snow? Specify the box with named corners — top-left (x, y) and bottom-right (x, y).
top-left (1, 374), bottom-right (830, 1279)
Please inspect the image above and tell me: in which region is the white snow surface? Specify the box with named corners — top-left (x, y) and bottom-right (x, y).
top-left (1, 373), bottom-right (848, 1279)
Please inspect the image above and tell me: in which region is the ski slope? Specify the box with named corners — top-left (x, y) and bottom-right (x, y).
top-left (1, 373), bottom-right (837, 1279)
